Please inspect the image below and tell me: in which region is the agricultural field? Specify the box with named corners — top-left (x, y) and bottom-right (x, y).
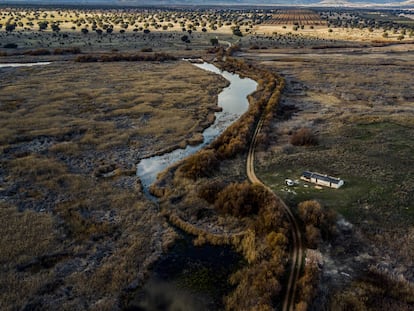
top-left (266, 9), bottom-right (326, 25)
top-left (254, 9), bottom-right (414, 43)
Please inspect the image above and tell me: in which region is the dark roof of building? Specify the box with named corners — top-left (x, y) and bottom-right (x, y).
top-left (302, 171), bottom-right (342, 184)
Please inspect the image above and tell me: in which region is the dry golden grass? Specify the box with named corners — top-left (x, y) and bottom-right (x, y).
top-left (0, 8), bottom-right (236, 35)
top-left (0, 61), bottom-right (227, 154)
top-left (0, 204), bottom-right (60, 310)
top-left (0, 8), bottom-right (244, 53)
top-left (0, 204), bottom-right (58, 266)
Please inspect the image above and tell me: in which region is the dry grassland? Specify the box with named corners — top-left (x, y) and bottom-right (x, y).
top-left (1, 61), bottom-right (227, 162)
top-left (0, 8), bottom-right (237, 34)
top-left (0, 60), bottom-right (227, 310)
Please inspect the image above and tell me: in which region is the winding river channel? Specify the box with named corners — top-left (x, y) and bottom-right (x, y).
top-left (137, 62), bottom-right (258, 191)
top-left (0, 61), bottom-right (258, 194)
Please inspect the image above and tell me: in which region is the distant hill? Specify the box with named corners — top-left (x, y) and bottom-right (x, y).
top-left (3, 0), bottom-right (414, 8)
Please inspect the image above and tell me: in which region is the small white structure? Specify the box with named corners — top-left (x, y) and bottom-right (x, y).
top-left (285, 179), bottom-right (295, 186)
top-left (300, 171), bottom-right (344, 189)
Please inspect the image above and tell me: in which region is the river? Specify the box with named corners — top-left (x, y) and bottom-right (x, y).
top-left (0, 62), bottom-right (51, 68)
top-left (136, 62), bottom-right (258, 192)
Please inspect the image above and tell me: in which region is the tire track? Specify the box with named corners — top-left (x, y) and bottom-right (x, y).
top-left (247, 117), bottom-right (304, 311)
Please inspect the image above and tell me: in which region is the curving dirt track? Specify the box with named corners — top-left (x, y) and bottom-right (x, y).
top-left (247, 117), bottom-right (304, 311)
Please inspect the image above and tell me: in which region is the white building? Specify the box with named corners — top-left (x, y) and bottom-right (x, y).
top-left (300, 171), bottom-right (344, 189)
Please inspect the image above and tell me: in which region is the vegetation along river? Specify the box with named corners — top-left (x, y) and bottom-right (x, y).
top-left (136, 61), bottom-right (258, 192)
top-left (132, 62), bottom-right (258, 310)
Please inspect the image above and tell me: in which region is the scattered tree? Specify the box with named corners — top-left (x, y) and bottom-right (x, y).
top-left (3, 43), bottom-right (18, 49)
top-left (210, 38), bottom-right (219, 46)
top-left (5, 23), bottom-right (16, 32)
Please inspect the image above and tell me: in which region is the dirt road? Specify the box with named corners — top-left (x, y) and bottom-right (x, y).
top-left (247, 118), bottom-right (304, 311)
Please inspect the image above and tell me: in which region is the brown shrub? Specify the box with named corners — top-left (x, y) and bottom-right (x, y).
top-left (255, 196), bottom-right (286, 235)
top-left (178, 149), bottom-right (219, 180)
top-left (290, 128), bottom-right (318, 146)
top-left (226, 44), bottom-right (241, 56)
top-left (225, 257), bottom-right (285, 310)
top-left (330, 267), bottom-right (414, 310)
top-left (296, 261), bottom-right (320, 306)
top-left (214, 182), bottom-right (269, 217)
top-left (305, 225), bottom-right (321, 249)
top-left (24, 48), bottom-right (51, 56)
top-left (211, 113), bottom-right (256, 160)
top-left (197, 179), bottom-right (226, 204)
top-left (298, 200), bottom-right (324, 227)
top-left (75, 52), bottom-right (177, 63)
top-left (53, 47), bottom-right (81, 55)
top-left (298, 200), bottom-right (337, 244)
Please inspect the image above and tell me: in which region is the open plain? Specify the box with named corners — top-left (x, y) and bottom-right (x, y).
top-left (1, 5), bottom-right (414, 311)
top-left (246, 44), bottom-right (414, 309)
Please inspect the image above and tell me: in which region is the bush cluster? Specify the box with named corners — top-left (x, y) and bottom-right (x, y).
top-left (330, 267), bottom-right (414, 310)
top-left (3, 43), bottom-right (18, 49)
top-left (297, 200), bottom-right (336, 248)
top-left (197, 179), bottom-right (226, 204)
top-left (224, 190), bottom-right (289, 310)
top-left (53, 47), bottom-right (81, 55)
top-left (297, 200), bottom-right (336, 249)
top-left (295, 262), bottom-right (320, 310)
top-left (2, 47), bottom-right (81, 56)
top-left (290, 128), bottom-right (319, 146)
top-left (23, 48), bottom-right (51, 56)
top-left (197, 180), bottom-right (290, 310)
top-left (214, 182), bottom-right (266, 217)
top-left (178, 149), bottom-right (219, 180)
